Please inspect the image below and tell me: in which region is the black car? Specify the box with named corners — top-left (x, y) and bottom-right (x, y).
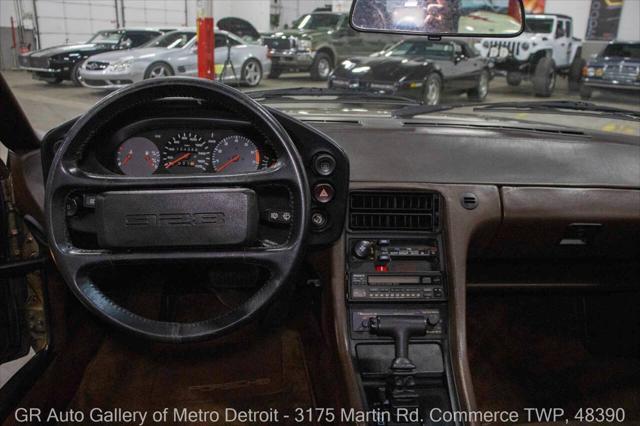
top-left (18, 28), bottom-right (168, 86)
top-left (329, 38), bottom-right (490, 105)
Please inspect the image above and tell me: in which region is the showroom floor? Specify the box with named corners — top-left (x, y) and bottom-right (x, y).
top-left (3, 70), bottom-right (639, 132)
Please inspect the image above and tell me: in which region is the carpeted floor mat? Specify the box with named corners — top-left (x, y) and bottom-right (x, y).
top-left (468, 293), bottom-right (640, 424)
top-left (68, 328), bottom-right (316, 425)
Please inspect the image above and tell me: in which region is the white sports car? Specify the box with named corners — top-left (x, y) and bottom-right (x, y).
top-left (79, 28), bottom-right (271, 89)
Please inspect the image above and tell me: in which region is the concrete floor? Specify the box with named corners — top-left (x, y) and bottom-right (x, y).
top-left (3, 69), bottom-right (638, 132)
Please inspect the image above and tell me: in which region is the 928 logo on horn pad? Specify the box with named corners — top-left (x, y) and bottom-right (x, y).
top-left (124, 213), bottom-right (226, 227)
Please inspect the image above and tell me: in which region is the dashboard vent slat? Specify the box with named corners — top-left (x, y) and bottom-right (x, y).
top-left (349, 191), bottom-right (439, 232)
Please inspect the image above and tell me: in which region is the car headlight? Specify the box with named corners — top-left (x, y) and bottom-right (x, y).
top-left (108, 59), bottom-right (132, 72)
top-left (341, 60), bottom-right (356, 70)
top-left (297, 39), bottom-right (312, 51)
top-left (587, 67), bottom-right (595, 77)
top-left (595, 68), bottom-right (604, 77)
top-left (521, 42), bottom-right (530, 51)
top-left (482, 40), bottom-right (490, 48)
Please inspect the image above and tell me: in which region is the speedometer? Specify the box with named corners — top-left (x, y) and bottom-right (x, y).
top-left (211, 135), bottom-right (261, 174)
top-left (161, 132), bottom-right (211, 172)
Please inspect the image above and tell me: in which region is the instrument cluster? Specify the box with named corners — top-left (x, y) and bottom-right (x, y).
top-left (110, 123), bottom-right (277, 177)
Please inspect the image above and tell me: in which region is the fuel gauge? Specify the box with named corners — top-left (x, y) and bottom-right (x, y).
top-left (116, 137), bottom-right (160, 176)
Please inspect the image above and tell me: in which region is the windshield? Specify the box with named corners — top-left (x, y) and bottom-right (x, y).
top-left (144, 31), bottom-right (195, 48)
top-left (602, 43), bottom-right (640, 59)
top-left (4, 5), bottom-right (638, 138)
top-left (87, 31), bottom-right (122, 45)
top-left (525, 17), bottom-right (554, 33)
top-left (292, 13), bottom-right (340, 30)
top-left (384, 40), bottom-right (454, 59)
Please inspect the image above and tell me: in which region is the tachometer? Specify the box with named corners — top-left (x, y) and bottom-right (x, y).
top-left (211, 135), bottom-right (261, 174)
top-left (116, 137), bottom-right (160, 176)
top-left (161, 132), bottom-right (211, 172)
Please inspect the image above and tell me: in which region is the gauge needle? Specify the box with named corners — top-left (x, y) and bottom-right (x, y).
top-left (122, 150), bottom-right (133, 166)
top-left (144, 154), bottom-right (155, 168)
top-left (164, 152), bottom-right (191, 169)
top-left (216, 154), bottom-right (240, 172)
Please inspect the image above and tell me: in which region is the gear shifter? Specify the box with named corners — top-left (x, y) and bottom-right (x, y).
top-left (368, 315), bottom-right (428, 406)
top-left (368, 315), bottom-right (428, 370)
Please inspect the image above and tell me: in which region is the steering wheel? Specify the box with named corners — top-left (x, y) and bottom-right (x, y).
top-left (45, 78), bottom-right (310, 343)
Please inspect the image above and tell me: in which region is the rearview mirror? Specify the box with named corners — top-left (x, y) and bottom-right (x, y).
top-left (350, 0), bottom-right (525, 37)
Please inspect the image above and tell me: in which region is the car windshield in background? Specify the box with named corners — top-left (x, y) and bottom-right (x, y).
top-left (525, 17), bottom-right (554, 33)
top-left (145, 32), bottom-right (195, 48)
top-left (602, 43), bottom-right (640, 59)
top-left (384, 40), bottom-right (453, 59)
top-left (87, 31), bottom-right (122, 44)
top-left (293, 13), bottom-right (341, 30)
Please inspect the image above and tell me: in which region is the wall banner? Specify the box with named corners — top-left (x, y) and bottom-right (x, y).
top-left (586, 0), bottom-right (624, 40)
top-left (523, 0), bottom-right (546, 14)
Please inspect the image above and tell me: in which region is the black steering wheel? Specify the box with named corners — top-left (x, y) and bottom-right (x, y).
top-left (45, 78), bottom-right (310, 343)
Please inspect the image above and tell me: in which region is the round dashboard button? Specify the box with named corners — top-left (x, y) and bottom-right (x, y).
top-left (311, 210), bottom-right (329, 229)
top-left (313, 153), bottom-right (336, 176)
top-left (313, 183), bottom-right (335, 203)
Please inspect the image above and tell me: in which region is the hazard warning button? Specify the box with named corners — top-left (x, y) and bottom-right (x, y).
top-left (313, 183), bottom-right (335, 203)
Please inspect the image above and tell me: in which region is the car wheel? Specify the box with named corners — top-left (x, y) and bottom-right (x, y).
top-left (242, 59), bottom-right (263, 87)
top-left (423, 73), bottom-right (442, 105)
top-left (268, 68), bottom-right (282, 79)
top-left (532, 57), bottom-right (556, 97)
top-left (311, 52), bottom-right (333, 81)
top-left (568, 56), bottom-right (586, 92)
top-left (71, 60), bottom-right (85, 86)
top-left (468, 70), bottom-right (489, 101)
top-left (144, 62), bottom-right (174, 79)
top-left (579, 84), bottom-right (592, 100)
top-left (506, 72), bottom-right (522, 86)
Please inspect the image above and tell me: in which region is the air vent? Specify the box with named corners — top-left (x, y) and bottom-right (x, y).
top-left (461, 192), bottom-right (478, 210)
top-left (349, 191), bottom-right (439, 232)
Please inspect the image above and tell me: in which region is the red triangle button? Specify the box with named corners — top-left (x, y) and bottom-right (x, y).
top-left (313, 183), bottom-right (335, 203)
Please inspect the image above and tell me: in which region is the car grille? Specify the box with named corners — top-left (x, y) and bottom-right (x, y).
top-left (486, 40), bottom-right (521, 57)
top-left (603, 63), bottom-right (640, 81)
top-left (332, 78), bottom-right (396, 92)
top-left (84, 79), bottom-right (109, 86)
top-left (20, 55), bottom-right (50, 68)
top-left (85, 61), bottom-right (109, 71)
top-left (262, 36), bottom-right (295, 51)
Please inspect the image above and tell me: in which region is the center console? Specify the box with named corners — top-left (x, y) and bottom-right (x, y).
top-left (345, 191), bottom-right (459, 425)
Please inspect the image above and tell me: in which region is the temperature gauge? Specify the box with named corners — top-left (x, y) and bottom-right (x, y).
top-left (116, 137), bottom-right (160, 176)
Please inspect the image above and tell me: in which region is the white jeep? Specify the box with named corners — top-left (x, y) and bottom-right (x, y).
top-left (476, 14), bottom-right (585, 97)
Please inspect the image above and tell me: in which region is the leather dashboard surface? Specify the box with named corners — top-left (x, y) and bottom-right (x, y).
top-left (309, 122), bottom-right (640, 188)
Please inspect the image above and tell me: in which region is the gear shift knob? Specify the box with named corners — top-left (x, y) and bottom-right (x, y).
top-left (368, 315), bottom-right (428, 371)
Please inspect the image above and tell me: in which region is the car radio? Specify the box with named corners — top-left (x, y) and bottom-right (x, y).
top-left (347, 237), bottom-right (445, 302)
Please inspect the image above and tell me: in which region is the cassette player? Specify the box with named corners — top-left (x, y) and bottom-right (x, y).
top-left (347, 237), bottom-right (446, 302)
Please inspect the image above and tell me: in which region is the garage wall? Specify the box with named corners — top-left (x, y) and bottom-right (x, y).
top-left (34, 0), bottom-right (118, 46)
top-left (277, 0), bottom-right (331, 29)
top-left (545, 0), bottom-right (640, 41)
top-left (121, 0), bottom-right (188, 29)
top-left (186, 1), bottom-right (270, 32)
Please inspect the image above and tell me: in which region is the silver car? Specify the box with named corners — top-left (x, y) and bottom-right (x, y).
top-left (79, 28), bottom-right (270, 89)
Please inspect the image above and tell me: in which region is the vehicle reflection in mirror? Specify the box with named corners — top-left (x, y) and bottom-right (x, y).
top-left (350, 0), bottom-right (525, 36)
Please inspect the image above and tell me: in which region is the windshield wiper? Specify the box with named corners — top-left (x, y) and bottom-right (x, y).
top-left (246, 87), bottom-right (419, 104)
top-left (474, 100), bottom-right (640, 119)
top-left (393, 100), bottom-right (640, 120)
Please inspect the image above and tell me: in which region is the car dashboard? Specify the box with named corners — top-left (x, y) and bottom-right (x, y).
top-left (12, 97), bottom-right (640, 424)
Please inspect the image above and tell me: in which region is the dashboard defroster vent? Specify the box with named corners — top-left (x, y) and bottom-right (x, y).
top-left (349, 191), bottom-right (440, 232)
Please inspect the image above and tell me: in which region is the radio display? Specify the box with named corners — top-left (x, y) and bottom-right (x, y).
top-left (367, 276), bottom-right (421, 285)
